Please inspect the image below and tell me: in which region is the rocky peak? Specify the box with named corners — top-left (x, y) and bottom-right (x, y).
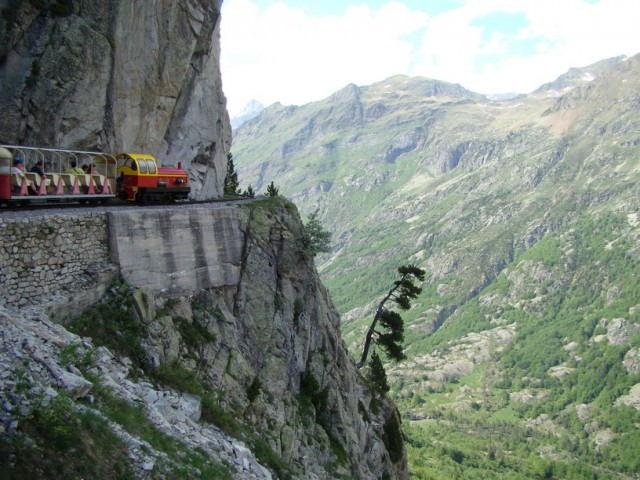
top-left (364, 75), bottom-right (487, 101)
top-left (534, 55), bottom-right (628, 95)
top-left (231, 99), bottom-right (265, 129)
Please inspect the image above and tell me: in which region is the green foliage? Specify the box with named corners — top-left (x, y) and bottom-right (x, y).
top-left (50, 0), bottom-right (73, 16)
top-left (1, 2), bottom-right (19, 23)
top-left (293, 297), bottom-right (304, 325)
top-left (89, 378), bottom-right (233, 479)
top-left (382, 413), bottom-right (404, 463)
top-left (298, 368), bottom-right (350, 469)
top-left (232, 67), bottom-right (640, 479)
top-left (224, 152), bottom-right (240, 195)
top-left (328, 435), bottom-right (349, 468)
top-left (247, 376), bottom-right (262, 403)
top-left (26, 394), bottom-right (83, 451)
top-left (25, 59), bottom-right (41, 87)
top-left (358, 400), bottom-right (371, 423)
top-left (274, 293), bottom-right (284, 311)
top-left (358, 264), bottom-right (425, 367)
top-left (395, 265), bottom-right (426, 307)
top-left (404, 417), bottom-right (609, 480)
top-left (296, 208), bottom-right (332, 257)
top-left (154, 361), bottom-right (204, 394)
top-left (299, 370), bottom-right (328, 418)
top-left (378, 310), bottom-right (403, 334)
top-left (0, 392), bottom-right (135, 479)
top-left (519, 234), bottom-right (563, 265)
top-left (152, 360), bottom-right (241, 435)
top-left (252, 438), bottom-right (294, 480)
top-left (396, 214), bottom-right (640, 478)
top-left (242, 184), bottom-right (255, 196)
top-left (377, 330), bottom-right (405, 361)
top-left (175, 315), bottom-right (215, 362)
top-left (59, 343), bottom-right (95, 372)
top-left (69, 280), bottom-right (150, 371)
top-left (9, 0), bottom-right (75, 17)
top-left (266, 181), bottom-right (279, 196)
top-left (368, 351), bottom-right (390, 394)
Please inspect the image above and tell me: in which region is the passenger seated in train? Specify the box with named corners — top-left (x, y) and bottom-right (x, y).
top-left (13, 158), bottom-right (37, 194)
top-left (30, 160), bottom-right (46, 178)
top-left (64, 161), bottom-right (84, 174)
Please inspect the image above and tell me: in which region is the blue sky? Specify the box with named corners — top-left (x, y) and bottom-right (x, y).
top-left (243, 0), bottom-right (464, 16)
top-left (221, 0), bottom-right (640, 116)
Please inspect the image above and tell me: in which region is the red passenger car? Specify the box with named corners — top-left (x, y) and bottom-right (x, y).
top-left (0, 146), bottom-right (191, 206)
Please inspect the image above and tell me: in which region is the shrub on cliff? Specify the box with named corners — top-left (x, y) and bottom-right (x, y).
top-left (296, 208), bottom-right (332, 258)
top-left (224, 153), bottom-right (241, 195)
top-left (266, 181), bottom-right (279, 196)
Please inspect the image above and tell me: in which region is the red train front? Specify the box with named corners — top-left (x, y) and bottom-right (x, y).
top-left (116, 153), bottom-right (190, 203)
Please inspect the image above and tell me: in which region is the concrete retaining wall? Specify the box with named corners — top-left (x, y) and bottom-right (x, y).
top-left (107, 206), bottom-right (246, 293)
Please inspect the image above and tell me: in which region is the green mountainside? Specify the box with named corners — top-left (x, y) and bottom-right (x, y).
top-left (232, 54), bottom-right (640, 478)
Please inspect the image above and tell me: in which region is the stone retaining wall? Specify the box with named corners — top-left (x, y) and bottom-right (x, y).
top-left (0, 212), bottom-right (112, 307)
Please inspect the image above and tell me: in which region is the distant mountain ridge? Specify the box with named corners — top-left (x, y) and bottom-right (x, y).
top-left (534, 54), bottom-right (628, 94)
top-left (231, 99), bottom-right (265, 129)
top-left (232, 53), bottom-right (640, 478)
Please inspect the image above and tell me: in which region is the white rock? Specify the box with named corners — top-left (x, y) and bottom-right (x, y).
top-left (58, 370), bottom-right (93, 399)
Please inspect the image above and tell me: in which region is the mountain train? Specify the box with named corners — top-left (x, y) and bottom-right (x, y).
top-left (0, 145), bottom-right (190, 206)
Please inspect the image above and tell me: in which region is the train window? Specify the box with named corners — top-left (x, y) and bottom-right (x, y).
top-left (129, 159), bottom-right (137, 171)
top-left (146, 160), bottom-right (157, 174)
top-left (138, 160), bottom-right (147, 174)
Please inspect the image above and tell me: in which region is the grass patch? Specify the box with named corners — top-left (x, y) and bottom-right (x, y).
top-left (90, 376), bottom-right (234, 479)
top-left (252, 438), bottom-right (294, 479)
top-left (69, 280), bottom-right (150, 372)
top-left (153, 361), bottom-right (240, 432)
top-left (0, 393), bottom-right (134, 480)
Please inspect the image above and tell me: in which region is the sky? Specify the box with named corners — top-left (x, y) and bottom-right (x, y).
top-left (220, 0), bottom-right (640, 116)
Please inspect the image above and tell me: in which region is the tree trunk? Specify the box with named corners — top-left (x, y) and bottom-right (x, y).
top-left (356, 286), bottom-right (397, 368)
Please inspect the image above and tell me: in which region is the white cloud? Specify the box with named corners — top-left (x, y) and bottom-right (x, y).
top-left (412, 0), bottom-right (640, 93)
top-left (221, 0), bottom-right (428, 114)
top-left (221, 0), bottom-right (640, 115)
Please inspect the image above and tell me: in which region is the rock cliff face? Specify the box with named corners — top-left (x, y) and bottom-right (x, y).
top-left (133, 199), bottom-right (408, 479)
top-left (0, 0), bottom-right (230, 198)
top-left (0, 201), bottom-right (408, 479)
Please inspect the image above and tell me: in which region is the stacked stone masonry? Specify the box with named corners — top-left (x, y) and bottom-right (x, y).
top-left (0, 213), bottom-right (110, 307)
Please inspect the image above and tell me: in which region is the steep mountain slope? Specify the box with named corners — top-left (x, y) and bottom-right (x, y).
top-left (232, 54), bottom-right (640, 477)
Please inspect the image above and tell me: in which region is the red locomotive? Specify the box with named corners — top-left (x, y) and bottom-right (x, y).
top-left (0, 145), bottom-right (190, 205)
top-left (115, 153), bottom-right (190, 203)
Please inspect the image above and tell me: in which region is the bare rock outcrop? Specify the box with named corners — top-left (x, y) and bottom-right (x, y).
top-left (130, 200), bottom-right (408, 479)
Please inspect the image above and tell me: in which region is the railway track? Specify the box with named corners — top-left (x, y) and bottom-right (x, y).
top-left (0, 194), bottom-right (256, 217)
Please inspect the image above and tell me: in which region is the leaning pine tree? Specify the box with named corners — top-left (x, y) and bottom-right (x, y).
top-left (357, 264), bottom-right (426, 368)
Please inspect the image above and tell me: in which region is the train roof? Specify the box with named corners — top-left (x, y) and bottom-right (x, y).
top-left (116, 153), bottom-right (157, 162)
